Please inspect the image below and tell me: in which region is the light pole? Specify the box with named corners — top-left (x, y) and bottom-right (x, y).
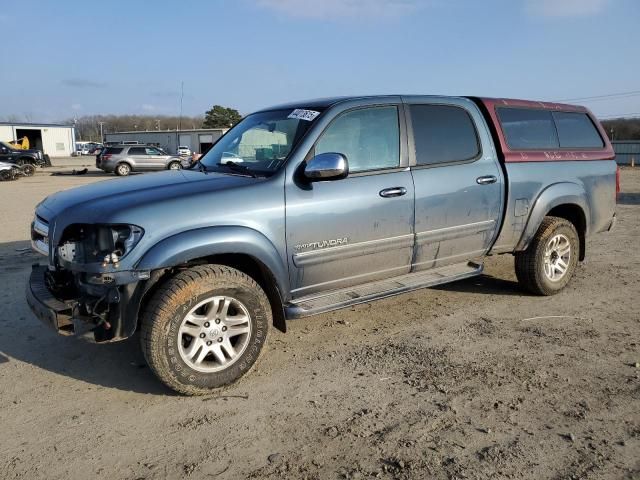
top-left (98, 122), bottom-right (105, 143)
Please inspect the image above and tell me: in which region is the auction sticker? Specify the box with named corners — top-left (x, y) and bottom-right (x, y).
top-left (288, 109), bottom-right (320, 121)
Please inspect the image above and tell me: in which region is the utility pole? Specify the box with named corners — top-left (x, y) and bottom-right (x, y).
top-left (176, 81), bottom-right (185, 155)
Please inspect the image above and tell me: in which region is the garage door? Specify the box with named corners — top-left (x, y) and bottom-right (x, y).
top-left (179, 134), bottom-right (191, 149)
top-left (199, 134), bottom-right (214, 154)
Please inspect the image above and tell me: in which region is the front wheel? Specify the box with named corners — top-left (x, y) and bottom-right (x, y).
top-left (141, 265), bottom-right (271, 395)
top-left (168, 160), bottom-right (182, 170)
top-left (515, 216), bottom-right (579, 295)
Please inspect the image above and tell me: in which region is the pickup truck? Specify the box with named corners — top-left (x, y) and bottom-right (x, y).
top-left (0, 141), bottom-right (48, 175)
top-left (26, 95), bottom-right (618, 395)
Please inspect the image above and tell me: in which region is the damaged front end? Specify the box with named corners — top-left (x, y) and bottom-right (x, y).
top-left (27, 218), bottom-right (153, 342)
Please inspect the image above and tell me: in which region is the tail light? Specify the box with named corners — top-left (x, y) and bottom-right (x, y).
top-left (102, 154), bottom-right (112, 161)
top-left (615, 165), bottom-right (620, 202)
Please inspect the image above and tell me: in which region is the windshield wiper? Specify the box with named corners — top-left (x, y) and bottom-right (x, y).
top-left (216, 161), bottom-right (258, 178)
top-left (196, 160), bottom-right (208, 174)
top-left (189, 160), bottom-right (208, 174)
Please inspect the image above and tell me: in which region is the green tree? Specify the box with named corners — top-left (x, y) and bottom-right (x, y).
top-left (203, 105), bottom-right (242, 128)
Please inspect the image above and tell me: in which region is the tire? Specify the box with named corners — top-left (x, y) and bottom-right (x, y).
top-left (115, 162), bottom-right (131, 176)
top-left (168, 161), bottom-right (182, 171)
top-left (21, 163), bottom-right (35, 176)
top-left (515, 216), bottom-right (579, 296)
top-left (141, 265), bottom-right (272, 395)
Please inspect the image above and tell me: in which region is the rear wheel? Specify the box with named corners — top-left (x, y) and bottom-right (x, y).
top-left (515, 216), bottom-right (579, 295)
top-left (21, 163), bottom-right (35, 176)
top-left (141, 265), bottom-right (271, 395)
top-left (115, 162), bottom-right (131, 176)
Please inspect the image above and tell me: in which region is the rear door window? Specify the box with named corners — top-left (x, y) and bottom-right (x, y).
top-left (128, 147), bottom-right (147, 155)
top-left (552, 112), bottom-right (604, 148)
top-left (409, 104), bottom-right (480, 165)
top-left (497, 108), bottom-right (559, 150)
top-left (104, 147), bottom-right (123, 154)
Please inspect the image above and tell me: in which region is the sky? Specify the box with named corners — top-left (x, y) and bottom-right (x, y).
top-left (0, 0), bottom-right (639, 122)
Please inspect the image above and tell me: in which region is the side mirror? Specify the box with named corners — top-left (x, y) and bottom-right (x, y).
top-left (304, 152), bottom-right (348, 181)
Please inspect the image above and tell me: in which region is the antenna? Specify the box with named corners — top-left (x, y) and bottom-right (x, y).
top-left (178, 81), bottom-right (184, 132)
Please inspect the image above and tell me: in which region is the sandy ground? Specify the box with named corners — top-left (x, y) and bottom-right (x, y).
top-left (0, 167), bottom-right (638, 480)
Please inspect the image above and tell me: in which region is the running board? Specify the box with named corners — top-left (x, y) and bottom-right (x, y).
top-left (285, 261), bottom-right (483, 319)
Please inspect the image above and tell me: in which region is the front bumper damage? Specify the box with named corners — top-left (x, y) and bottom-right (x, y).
top-left (26, 264), bottom-right (152, 343)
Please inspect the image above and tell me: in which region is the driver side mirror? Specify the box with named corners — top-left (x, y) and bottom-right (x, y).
top-left (304, 152), bottom-right (348, 181)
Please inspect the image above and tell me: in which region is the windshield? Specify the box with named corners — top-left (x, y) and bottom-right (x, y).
top-left (197, 108), bottom-right (322, 175)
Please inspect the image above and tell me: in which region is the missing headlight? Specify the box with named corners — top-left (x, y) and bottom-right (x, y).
top-left (58, 224), bottom-right (144, 265)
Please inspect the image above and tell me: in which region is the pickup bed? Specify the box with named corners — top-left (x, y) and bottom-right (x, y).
top-left (26, 95), bottom-right (618, 394)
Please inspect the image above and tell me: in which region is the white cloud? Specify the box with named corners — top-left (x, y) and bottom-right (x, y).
top-left (526, 0), bottom-right (612, 17)
top-left (141, 104), bottom-right (158, 112)
top-left (255, 0), bottom-right (420, 19)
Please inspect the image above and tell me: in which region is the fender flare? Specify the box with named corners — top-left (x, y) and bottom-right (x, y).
top-left (516, 182), bottom-right (590, 251)
top-left (136, 226), bottom-right (290, 301)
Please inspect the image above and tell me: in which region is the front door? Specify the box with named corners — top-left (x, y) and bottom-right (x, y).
top-left (285, 105), bottom-right (415, 298)
top-left (405, 99), bottom-right (503, 270)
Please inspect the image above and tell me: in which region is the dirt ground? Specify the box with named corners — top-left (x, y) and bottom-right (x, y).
top-left (0, 167), bottom-right (638, 480)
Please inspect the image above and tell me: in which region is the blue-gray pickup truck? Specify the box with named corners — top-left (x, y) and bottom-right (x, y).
top-left (27, 95), bottom-right (618, 394)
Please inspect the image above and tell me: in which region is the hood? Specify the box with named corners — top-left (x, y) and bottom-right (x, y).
top-left (12, 148), bottom-right (41, 155)
top-left (37, 169), bottom-right (261, 221)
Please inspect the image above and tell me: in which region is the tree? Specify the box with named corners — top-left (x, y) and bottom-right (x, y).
top-left (203, 105), bottom-right (242, 128)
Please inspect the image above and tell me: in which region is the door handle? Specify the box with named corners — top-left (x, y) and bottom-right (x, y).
top-left (476, 175), bottom-right (497, 185)
top-left (379, 187), bottom-right (407, 198)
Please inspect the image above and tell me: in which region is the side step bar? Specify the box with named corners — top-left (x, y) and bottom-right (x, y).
top-left (285, 261), bottom-right (483, 319)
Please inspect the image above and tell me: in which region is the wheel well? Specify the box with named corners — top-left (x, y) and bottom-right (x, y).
top-left (138, 254), bottom-right (287, 333)
top-left (547, 204), bottom-right (586, 261)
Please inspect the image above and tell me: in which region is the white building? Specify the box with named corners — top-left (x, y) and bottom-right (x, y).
top-left (0, 122), bottom-right (76, 157)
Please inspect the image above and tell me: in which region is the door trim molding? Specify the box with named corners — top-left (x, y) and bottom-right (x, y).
top-left (415, 219), bottom-right (496, 246)
top-left (292, 233), bottom-right (414, 267)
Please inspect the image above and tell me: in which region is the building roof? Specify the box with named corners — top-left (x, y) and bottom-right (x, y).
top-left (106, 128), bottom-right (226, 134)
top-left (0, 122), bottom-right (74, 128)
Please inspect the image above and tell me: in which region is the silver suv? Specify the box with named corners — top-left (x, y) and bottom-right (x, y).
top-left (97, 145), bottom-right (187, 176)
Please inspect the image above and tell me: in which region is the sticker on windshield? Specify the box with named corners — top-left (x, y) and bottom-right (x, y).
top-left (287, 109), bottom-right (320, 121)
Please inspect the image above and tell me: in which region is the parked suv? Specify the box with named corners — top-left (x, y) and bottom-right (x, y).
top-left (96, 144), bottom-right (186, 176)
top-left (177, 146), bottom-right (192, 156)
top-left (27, 95), bottom-right (617, 395)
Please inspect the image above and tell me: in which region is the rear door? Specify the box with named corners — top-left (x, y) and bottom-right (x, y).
top-left (404, 97), bottom-right (503, 270)
top-left (127, 146), bottom-right (150, 170)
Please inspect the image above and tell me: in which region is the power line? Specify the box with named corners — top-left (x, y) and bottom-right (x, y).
top-left (597, 112), bottom-right (640, 119)
top-left (554, 90), bottom-right (640, 102)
